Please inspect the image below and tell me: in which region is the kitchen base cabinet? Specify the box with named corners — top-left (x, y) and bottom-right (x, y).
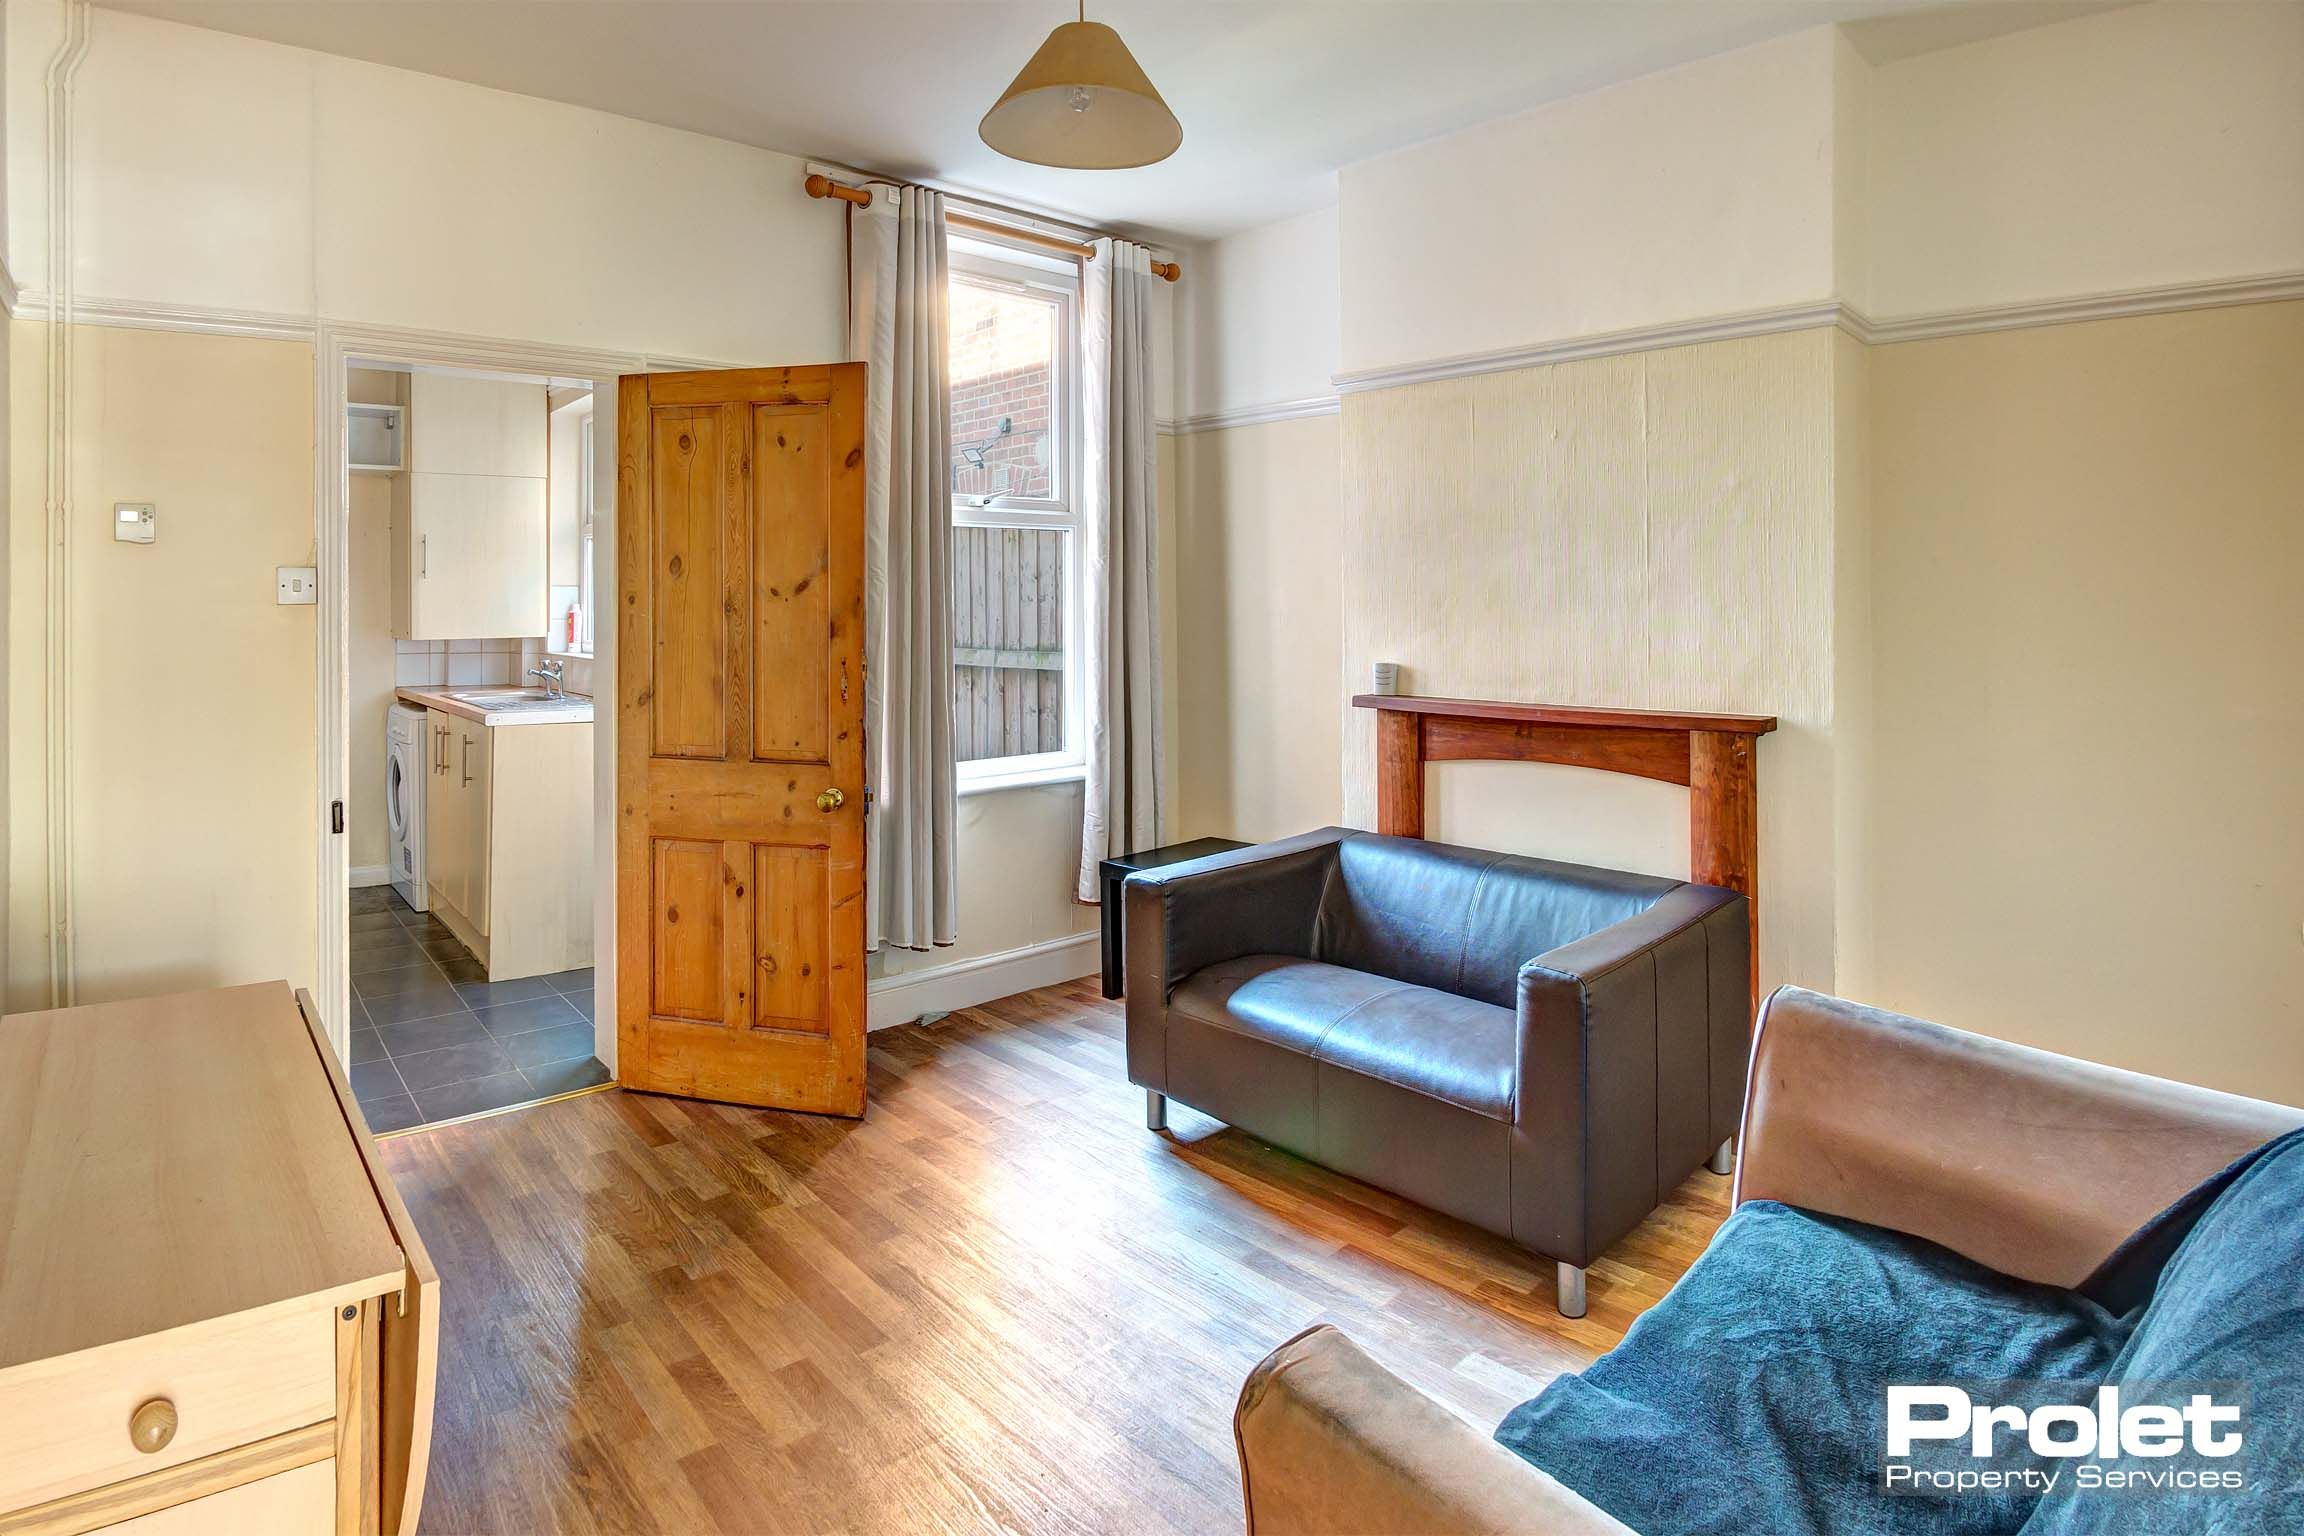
top-left (422, 710), bottom-right (592, 982)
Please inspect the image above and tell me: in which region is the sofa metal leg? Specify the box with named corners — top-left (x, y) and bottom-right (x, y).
top-left (1555, 1263), bottom-right (1587, 1319)
top-left (1707, 1136), bottom-right (1735, 1176)
top-left (1146, 1090), bottom-right (1168, 1133)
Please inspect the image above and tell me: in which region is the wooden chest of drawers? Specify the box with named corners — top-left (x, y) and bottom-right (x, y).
top-left (0, 984), bottom-right (438, 1535)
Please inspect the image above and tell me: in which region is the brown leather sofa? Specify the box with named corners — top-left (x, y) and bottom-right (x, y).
top-left (1122, 827), bottom-right (1751, 1317)
top-left (1230, 986), bottom-right (2304, 1535)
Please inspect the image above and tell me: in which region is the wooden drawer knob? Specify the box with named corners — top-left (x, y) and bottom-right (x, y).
top-left (129, 1397), bottom-right (178, 1454)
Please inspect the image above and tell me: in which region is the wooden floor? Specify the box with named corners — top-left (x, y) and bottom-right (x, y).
top-left (381, 977), bottom-right (1728, 1535)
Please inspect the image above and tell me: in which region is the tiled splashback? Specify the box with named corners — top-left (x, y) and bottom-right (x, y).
top-left (395, 638), bottom-right (528, 689)
top-left (397, 638), bottom-right (597, 696)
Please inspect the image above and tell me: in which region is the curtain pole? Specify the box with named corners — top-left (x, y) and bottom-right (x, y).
top-left (803, 173), bottom-right (1182, 282)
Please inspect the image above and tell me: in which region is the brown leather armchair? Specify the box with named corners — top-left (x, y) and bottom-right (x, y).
top-left (1230, 987), bottom-right (2304, 1535)
top-left (1123, 827), bottom-right (1751, 1317)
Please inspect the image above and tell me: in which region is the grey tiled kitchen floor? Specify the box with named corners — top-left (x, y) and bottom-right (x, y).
top-left (348, 884), bottom-right (608, 1131)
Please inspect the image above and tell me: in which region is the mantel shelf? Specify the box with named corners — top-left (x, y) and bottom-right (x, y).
top-left (1350, 695), bottom-right (1777, 737)
top-left (1353, 692), bottom-right (1774, 1003)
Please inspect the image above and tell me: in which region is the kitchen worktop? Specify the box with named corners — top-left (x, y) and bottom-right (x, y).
top-left (398, 683), bottom-right (595, 726)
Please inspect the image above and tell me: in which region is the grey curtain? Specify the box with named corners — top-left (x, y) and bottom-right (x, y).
top-left (851, 184), bottom-right (958, 950)
top-left (1077, 238), bottom-right (1167, 898)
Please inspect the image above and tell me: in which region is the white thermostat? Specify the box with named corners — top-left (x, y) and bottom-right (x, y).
top-left (114, 503), bottom-right (155, 543)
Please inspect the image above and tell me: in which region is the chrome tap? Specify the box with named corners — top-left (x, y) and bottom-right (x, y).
top-left (526, 658), bottom-right (566, 699)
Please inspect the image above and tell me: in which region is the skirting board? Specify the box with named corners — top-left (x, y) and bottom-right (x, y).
top-left (349, 864), bottom-right (392, 889)
top-left (868, 931), bottom-right (1100, 1031)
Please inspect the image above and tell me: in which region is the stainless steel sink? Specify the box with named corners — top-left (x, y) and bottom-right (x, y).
top-left (449, 689), bottom-right (561, 705)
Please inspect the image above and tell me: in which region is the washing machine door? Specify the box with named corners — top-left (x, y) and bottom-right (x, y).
top-left (387, 746), bottom-right (411, 844)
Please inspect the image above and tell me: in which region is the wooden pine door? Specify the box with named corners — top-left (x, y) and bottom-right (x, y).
top-left (615, 365), bottom-right (868, 1116)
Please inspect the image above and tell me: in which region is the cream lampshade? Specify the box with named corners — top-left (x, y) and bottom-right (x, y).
top-left (979, 13), bottom-right (1182, 170)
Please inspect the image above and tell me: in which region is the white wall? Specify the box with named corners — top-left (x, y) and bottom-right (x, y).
top-left (6, 3), bottom-right (845, 364)
top-left (1831, 30), bottom-right (1873, 314)
top-left (1175, 204), bottom-right (1340, 419)
top-left (1338, 28), bottom-right (1841, 377)
top-left (1867, 1), bottom-right (2304, 319)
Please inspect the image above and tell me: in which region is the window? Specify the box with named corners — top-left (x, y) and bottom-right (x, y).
top-left (546, 393), bottom-right (596, 658)
top-left (577, 412), bottom-right (597, 655)
top-left (949, 241), bottom-right (1082, 785)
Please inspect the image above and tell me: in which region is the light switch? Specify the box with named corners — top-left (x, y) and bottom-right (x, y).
top-left (277, 566), bottom-right (318, 604)
top-left (114, 503), bottom-right (155, 543)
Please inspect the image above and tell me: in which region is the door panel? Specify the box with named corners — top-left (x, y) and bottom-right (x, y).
top-left (750, 408), bottom-right (830, 764)
top-left (425, 710), bottom-right (463, 915)
top-left (462, 723), bottom-right (493, 935)
top-left (752, 843), bottom-right (829, 1034)
top-left (650, 838), bottom-right (727, 1022)
top-left (617, 365), bottom-right (867, 1115)
top-left (649, 406), bottom-right (729, 759)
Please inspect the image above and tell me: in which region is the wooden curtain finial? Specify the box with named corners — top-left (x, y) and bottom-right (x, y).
top-left (803, 173), bottom-right (873, 209)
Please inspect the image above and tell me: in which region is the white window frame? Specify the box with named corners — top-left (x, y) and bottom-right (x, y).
top-left (575, 409), bottom-right (597, 657)
top-left (949, 238), bottom-right (1085, 790)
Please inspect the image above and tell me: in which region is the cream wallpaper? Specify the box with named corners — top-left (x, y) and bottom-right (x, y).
top-left (1172, 414), bottom-right (1345, 842)
top-left (1338, 327), bottom-right (1855, 993)
top-left (8, 321), bottom-right (318, 1011)
top-left (1864, 300), bottom-right (2304, 1100)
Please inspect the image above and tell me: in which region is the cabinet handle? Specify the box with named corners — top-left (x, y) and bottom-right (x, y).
top-left (129, 1398), bottom-right (178, 1454)
top-left (461, 735), bottom-right (474, 788)
top-left (420, 533), bottom-right (428, 579)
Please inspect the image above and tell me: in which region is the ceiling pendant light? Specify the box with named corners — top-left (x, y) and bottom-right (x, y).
top-left (979, 1), bottom-right (1182, 170)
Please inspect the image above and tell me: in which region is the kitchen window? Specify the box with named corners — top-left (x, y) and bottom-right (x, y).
top-left (948, 240), bottom-right (1083, 788)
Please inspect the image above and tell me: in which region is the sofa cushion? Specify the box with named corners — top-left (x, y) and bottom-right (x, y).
top-left (1316, 834), bottom-right (1677, 1007)
top-left (2021, 1127), bottom-right (2304, 1534)
top-left (1494, 1200), bottom-right (2133, 1536)
top-left (1171, 956), bottom-right (1516, 1120)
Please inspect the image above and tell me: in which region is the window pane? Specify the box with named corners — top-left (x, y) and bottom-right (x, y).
top-left (950, 279), bottom-right (1058, 503)
top-left (951, 526), bottom-right (1066, 763)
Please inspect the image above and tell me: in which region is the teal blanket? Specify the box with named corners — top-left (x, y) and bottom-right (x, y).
top-left (1495, 1129), bottom-right (2304, 1535)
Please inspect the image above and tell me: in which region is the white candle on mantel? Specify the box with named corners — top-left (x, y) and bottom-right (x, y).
top-left (1371, 662), bottom-right (1402, 696)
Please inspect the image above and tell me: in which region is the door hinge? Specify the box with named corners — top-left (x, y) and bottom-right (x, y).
top-left (330, 800), bottom-right (345, 834)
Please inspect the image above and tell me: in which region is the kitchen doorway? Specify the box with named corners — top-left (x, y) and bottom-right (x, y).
top-left (315, 327), bottom-right (637, 1128)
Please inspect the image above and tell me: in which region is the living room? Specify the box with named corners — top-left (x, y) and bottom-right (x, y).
top-left (0, 1), bottom-right (2298, 1533)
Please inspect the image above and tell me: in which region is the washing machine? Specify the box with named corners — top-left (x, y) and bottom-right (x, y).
top-left (386, 702), bottom-right (430, 912)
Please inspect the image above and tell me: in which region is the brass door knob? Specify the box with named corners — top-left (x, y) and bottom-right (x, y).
top-left (129, 1397), bottom-right (178, 1454)
top-left (815, 787), bottom-right (845, 812)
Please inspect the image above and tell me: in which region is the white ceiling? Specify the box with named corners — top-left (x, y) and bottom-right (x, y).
top-left (97, 0), bottom-right (2115, 242)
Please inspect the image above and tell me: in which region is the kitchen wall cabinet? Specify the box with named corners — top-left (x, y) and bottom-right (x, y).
top-left (407, 371), bottom-right (547, 476)
top-left (425, 712), bottom-right (592, 981)
top-left (390, 372), bottom-right (548, 640)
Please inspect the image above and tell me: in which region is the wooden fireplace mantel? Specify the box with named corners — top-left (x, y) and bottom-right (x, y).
top-left (1352, 694), bottom-right (1777, 999)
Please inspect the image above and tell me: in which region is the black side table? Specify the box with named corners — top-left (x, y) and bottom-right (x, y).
top-left (1098, 837), bottom-right (1248, 998)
